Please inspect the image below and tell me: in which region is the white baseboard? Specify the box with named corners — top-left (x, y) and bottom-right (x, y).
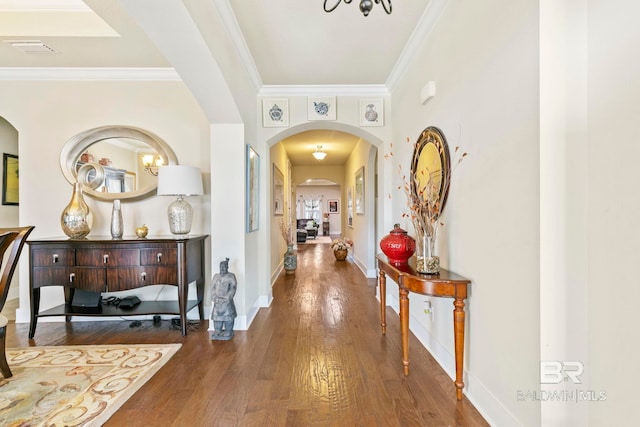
top-left (352, 253), bottom-right (377, 278)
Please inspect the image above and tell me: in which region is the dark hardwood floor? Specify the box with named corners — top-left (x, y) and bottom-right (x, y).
top-left (6, 243), bottom-right (488, 426)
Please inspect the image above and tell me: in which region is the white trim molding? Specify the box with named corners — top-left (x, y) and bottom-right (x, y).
top-left (0, 67), bottom-right (181, 81)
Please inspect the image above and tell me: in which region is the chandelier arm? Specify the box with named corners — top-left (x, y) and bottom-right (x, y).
top-left (379, 0), bottom-right (392, 14)
top-left (324, 0), bottom-right (343, 13)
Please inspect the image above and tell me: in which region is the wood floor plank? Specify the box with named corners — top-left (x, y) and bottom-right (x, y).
top-left (5, 242), bottom-right (488, 426)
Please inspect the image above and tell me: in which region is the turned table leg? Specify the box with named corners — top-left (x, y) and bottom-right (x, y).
top-left (453, 298), bottom-right (465, 400)
top-left (379, 269), bottom-right (386, 335)
top-left (400, 288), bottom-right (410, 376)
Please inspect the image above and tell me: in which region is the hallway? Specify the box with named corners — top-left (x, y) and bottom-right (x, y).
top-left (7, 242), bottom-right (487, 426)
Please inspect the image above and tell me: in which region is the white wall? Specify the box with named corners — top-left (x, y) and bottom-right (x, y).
top-left (389, 0), bottom-right (540, 425)
top-left (270, 142), bottom-right (291, 280)
top-left (540, 0), bottom-right (589, 425)
top-left (0, 80), bottom-right (212, 323)
top-left (587, 1), bottom-right (640, 424)
top-left (344, 139), bottom-right (377, 277)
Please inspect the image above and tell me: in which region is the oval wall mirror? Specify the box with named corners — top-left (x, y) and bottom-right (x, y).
top-left (60, 125), bottom-right (178, 201)
top-left (410, 126), bottom-right (451, 221)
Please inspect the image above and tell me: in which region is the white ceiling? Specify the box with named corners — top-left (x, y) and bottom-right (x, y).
top-left (0, 0), bottom-right (434, 165)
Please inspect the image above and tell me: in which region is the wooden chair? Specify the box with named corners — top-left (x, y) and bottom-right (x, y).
top-left (0, 226), bottom-right (35, 378)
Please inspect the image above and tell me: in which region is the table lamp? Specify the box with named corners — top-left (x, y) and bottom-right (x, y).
top-left (157, 165), bottom-right (203, 235)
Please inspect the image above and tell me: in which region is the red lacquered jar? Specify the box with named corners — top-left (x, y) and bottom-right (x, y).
top-left (380, 224), bottom-right (416, 264)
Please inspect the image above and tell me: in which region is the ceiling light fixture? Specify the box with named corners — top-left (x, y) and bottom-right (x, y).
top-left (312, 145), bottom-right (327, 160)
top-left (323, 0), bottom-right (391, 17)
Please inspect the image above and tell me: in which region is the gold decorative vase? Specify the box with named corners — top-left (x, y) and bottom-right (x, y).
top-left (334, 249), bottom-right (348, 261)
top-left (61, 182), bottom-right (92, 239)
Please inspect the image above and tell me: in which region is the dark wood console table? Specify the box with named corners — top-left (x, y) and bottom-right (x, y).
top-left (27, 235), bottom-right (208, 337)
top-left (376, 254), bottom-right (470, 400)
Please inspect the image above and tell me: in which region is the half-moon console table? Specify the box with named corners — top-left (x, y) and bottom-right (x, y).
top-left (27, 235), bottom-right (208, 337)
top-left (376, 254), bottom-right (471, 401)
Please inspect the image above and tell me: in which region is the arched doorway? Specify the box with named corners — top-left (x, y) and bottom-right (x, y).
top-left (0, 116), bottom-right (20, 304)
top-left (267, 123), bottom-right (383, 278)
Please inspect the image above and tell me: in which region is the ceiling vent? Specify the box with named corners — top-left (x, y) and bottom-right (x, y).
top-left (5, 40), bottom-right (57, 53)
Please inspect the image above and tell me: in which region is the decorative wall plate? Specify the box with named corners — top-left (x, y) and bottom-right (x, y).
top-left (359, 99), bottom-right (384, 126)
top-left (262, 98), bottom-right (289, 127)
top-left (308, 96), bottom-right (336, 120)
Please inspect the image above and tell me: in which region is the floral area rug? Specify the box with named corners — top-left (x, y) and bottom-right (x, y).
top-left (0, 344), bottom-right (181, 426)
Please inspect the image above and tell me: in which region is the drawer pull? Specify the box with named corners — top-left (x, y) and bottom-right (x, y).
top-left (157, 253), bottom-right (163, 263)
top-left (52, 254), bottom-right (59, 264)
top-left (69, 272), bottom-right (75, 283)
top-left (141, 271), bottom-right (147, 281)
top-left (103, 254), bottom-right (109, 264)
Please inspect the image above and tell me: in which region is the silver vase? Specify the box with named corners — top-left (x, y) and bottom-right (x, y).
top-left (61, 182), bottom-right (92, 238)
top-left (110, 199), bottom-right (123, 239)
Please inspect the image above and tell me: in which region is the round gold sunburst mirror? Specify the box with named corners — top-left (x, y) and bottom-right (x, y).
top-left (410, 126), bottom-right (451, 220)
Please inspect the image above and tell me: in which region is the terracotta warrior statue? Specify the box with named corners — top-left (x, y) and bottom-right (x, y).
top-left (210, 258), bottom-right (237, 340)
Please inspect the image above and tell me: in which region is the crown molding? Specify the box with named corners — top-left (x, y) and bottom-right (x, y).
top-left (214, 0), bottom-right (262, 92)
top-left (0, 0), bottom-right (88, 11)
top-left (385, 0), bottom-right (450, 91)
top-left (259, 85), bottom-right (389, 97)
top-left (0, 67), bottom-right (180, 81)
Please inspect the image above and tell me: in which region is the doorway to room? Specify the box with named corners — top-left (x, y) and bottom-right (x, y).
top-left (296, 179), bottom-right (341, 238)
top-left (0, 115), bottom-right (21, 316)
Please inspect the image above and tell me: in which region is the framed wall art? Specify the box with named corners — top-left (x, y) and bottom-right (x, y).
top-left (262, 98), bottom-right (289, 127)
top-left (246, 145), bottom-right (259, 232)
top-left (354, 166), bottom-right (364, 215)
top-left (308, 96), bottom-right (336, 121)
top-left (272, 163), bottom-right (284, 216)
top-left (328, 199), bottom-right (339, 214)
top-left (347, 186), bottom-right (353, 228)
top-left (359, 99), bottom-right (384, 127)
top-left (2, 153), bottom-right (18, 205)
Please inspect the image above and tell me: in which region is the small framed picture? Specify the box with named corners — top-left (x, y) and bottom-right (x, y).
top-left (308, 96), bottom-right (336, 121)
top-left (246, 145), bottom-right (259, 232)
top-left (355, 166), bottom-right (365, 215)
top-left (262, 98), bottom-right (289, 127)
top-left (359, 99), bottom-right (384, 127)
top-left (272, 163), bottom-right (284, 216)
top-left (347, 186), bottom-right (353, 228)
top-left (2, 153), bottom-right (18, 205)
top-left (328, 199), bottom-right (339, 214)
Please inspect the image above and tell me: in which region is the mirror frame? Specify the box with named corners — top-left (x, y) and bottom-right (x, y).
top-left (410, 126), bottom-right (451, 220)
top-left (60, 125), bottom-right (178, 202)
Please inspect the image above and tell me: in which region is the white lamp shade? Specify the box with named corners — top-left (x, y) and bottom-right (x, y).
top-left (157, 165), bottom-right (203, 196)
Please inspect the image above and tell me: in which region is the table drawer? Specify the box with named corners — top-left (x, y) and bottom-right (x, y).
top-left (32, 266), bottom-right (74, 288)
top-left (141, 248), bottom-right (177, 266)
top-left (31, 248), bottom-right (75, 267)
top-left (107, 266), bottom-right (177, 291)
top-left (73, 267), bottom-right (107, 292)
top-left (76, 249), bottom-right (140, 267)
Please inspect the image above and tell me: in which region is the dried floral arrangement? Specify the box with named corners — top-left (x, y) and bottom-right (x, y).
top-left (279, 219), bottom-right (294, 245)
top-left (386, 136), bottom-right (467, 248)
top-left (330, 237), bottom-right (353, 251)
